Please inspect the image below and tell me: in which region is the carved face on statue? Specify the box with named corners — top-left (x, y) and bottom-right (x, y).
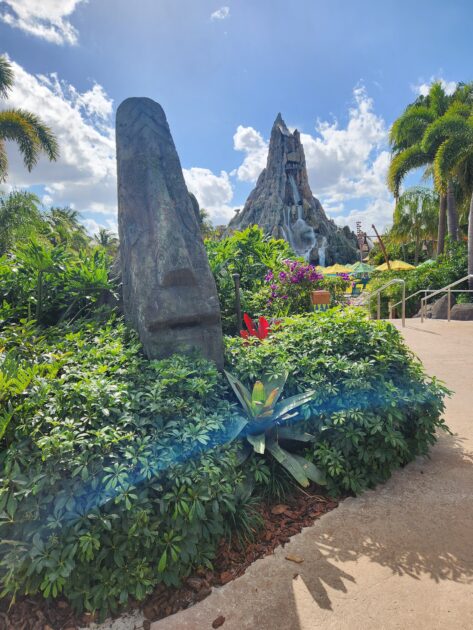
top-left (116, 98), bottom-right (224, 367)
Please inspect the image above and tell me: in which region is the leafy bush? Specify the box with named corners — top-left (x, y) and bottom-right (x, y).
top-left (225, 308), bottom-right (449, 495)
top-left (207, 230), bottom-right (350, 326)
top-left (0, 242), bottom-right (117, 325)
top-left (206, 226), bottom-right (293, 333)
top-left (0, 319), bottom-right (244, 618)
top-left (0, 306), bottom-right (448, 617)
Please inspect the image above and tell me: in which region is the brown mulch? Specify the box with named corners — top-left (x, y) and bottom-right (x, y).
top-left (0, 487), bottom-right (338, 630)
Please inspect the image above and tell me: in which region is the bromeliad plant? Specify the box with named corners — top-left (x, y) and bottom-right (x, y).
top-left (240, 313), bottom-right (271, 340)
top-left (224, 370), bottom-right (326, 488)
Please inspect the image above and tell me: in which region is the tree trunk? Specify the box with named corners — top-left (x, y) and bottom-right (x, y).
top-left (468, 192), bottom-right (473, 291)
top-left (437, 194), bottom-right (447, 256)
top-left (447, 181), bottom-right (459, 241)
top-left (414, 237), bottom-right (419, 265)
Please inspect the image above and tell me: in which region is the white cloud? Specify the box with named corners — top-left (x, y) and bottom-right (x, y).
top-left (230, 86), bottom-right (394, 232)
top-left (3, 59), bottom-right (117, 216)
top-left (210, 6), bottom-right (230, 20)
top-left (183, 167), bottom-right (236, 225)
top-left (232, 125), bottom-right (268, 182)
top-left (300, 86), bottom-right (388, 199)
top-left (0, 0), bottom-right (86, 45)
top-left (412, 77), bottom-right (457, 97)
top-left (335, 198), bottom-right (394, 233)
top-left (2, 59), bottom-right (240, 230)
top-left (82, 216), bottom-right (118, 237)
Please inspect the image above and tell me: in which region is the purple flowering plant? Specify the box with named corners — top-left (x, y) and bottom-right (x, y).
top-left (264, 259), bottom-right (351, 316)
top-left (265, 259), bottom-right (324, 315)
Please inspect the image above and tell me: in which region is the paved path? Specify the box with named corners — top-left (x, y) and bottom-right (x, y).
top-left (151, 320), bottom-right (473, 630)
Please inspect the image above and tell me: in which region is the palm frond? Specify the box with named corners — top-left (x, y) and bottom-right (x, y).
top-left (0, 139), bottom-right (8, 182)
top-left (422, 115), bottom-right (471, 156)
top-left (434, 136), bottom-right (473, 191)
top-left (14, 110), bottom-right (59, 161)
top-left (389, 106), bottom-right (434, 149)
top-left (0, 109), bottom-right (40, 172)
top-left (387, 144), bottom-right (429, 196)
top-left (0, 56), bottom-right (14, 99)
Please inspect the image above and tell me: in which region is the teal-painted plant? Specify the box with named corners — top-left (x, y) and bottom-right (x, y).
top-left (224, 370), bottom-right (326, 488)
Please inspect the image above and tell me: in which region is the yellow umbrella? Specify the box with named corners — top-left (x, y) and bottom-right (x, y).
top-left (322, 263), bottom-right (353, 274)
top-left (375, 260), bottom-right (416, 271)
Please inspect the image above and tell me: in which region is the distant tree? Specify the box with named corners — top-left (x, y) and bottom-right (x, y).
top-left (390, 187), bottom-right (439, 264)
top-left (0, 56), bottom-right (59, 182)
top-left (388, 82), bottom-right (455, 254)
top-left (421, 88), bottom-right (473, 288)
top-left (0, 190), bottom-right (45, 255)
top-left (94, 227), bottom-right (119, 255)
top-left (198, 208), bottom-right (219, 240)
top-left (46, 207), bottom-right (90, 251)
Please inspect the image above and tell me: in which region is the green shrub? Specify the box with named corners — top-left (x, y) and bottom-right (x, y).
top-left (0, 307), bottom-right (448, 618)
top-left (225, 308), bottom-right (449, 495)
top-left (0, 319), bottom-right (244, 618)
top-left (205, 226), bottom-right (293, 333)
top-left (0, 242), bottom-right (117, 326)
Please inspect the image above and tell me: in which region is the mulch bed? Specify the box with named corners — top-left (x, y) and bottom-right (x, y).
top-left (0, 487), bottom-right (338, 630)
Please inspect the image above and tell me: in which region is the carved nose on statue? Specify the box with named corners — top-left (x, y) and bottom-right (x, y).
top-left (161, 268), bottom-right (198, 288)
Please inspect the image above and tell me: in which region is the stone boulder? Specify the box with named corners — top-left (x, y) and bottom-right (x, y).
top-left (450, 304), bottom-right (473, 320)
top-left (415, 294), bottom-right (456, 319)
top-left (116, 97), bottom-right (224, 368)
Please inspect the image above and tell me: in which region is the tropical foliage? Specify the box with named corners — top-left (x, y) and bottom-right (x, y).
top-left (225, 370), bottom-right (326, 487)
top-left (368, 240), bottom-right (468, 317)
top-left (0, 308), bottom-right (447, 617)
top-left (390, 187), bottom-right (439, 264)
top-left (0, 55), bottom-right (59, 181)
top-left (205, 226), bottom-right (293, 333)
top-left (388, 81), bottom-right (473, 269)
top-left (225, 309), bottom-right (448, 495)
top-left (420, 88), bottom-right (473, 287)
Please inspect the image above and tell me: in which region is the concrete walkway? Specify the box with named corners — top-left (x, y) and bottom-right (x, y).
top-left (152, 320), bottom-right (473, 630)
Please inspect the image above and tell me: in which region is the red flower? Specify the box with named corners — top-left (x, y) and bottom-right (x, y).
top-left (240, 313), bottom-right (271, 340)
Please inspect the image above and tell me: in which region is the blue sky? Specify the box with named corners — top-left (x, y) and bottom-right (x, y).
top-left (1, 0), bottom-right (472, 235)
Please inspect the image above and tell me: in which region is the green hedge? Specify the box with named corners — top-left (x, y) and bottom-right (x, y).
top-left (0, 309), bottom-right (448, 617)
top-left (0, 319), bottom-right (243, 618)
top-left (225, 308), bottom-right (449, 495)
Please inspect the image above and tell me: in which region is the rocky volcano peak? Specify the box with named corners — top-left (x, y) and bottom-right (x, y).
top-left (227, 114), bottom-right (358, 265)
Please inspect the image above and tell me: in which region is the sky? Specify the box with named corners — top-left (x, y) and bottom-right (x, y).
top-left (0, 0), bottom-right (472, 236)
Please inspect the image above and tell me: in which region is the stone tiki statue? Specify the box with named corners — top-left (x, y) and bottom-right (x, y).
top-left (116, 97), bottom-right (224, 368)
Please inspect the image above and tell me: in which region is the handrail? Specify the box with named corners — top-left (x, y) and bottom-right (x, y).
top-left (368, 279), bottom-right (406, 327)
top-left (421, 274), bottom-right (473, 322)
top-left (392, 288), bottom-right (473, 315)
top-left (391, 289), bottom-right (434, 316)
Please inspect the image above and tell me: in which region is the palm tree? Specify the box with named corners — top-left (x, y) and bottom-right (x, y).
top-left (0, 190), bottom-right (45, 255)
top-left (94, 227), bottom-right (119, 255)
top-left (388, 83), bottom-right (456, 254)
top-left (0, 56), bottom-right (59, 182)
top-left (390, 187), bottom-right (439, 264)
top-left (46, 207), bottom-right (90, 250)
top-left (422, 95), bottom-right (473, 288)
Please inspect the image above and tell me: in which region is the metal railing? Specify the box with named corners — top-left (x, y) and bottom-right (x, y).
top-left (391, 289), bottom-right (434, 318)
top-left (420, 275), bottom-right (473, 322)
top-left (369, 279), bottom-right (406, 327)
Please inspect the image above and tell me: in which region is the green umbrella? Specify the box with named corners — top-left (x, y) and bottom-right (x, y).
top-left (351, 261), bottom-right (374, 274)
top-left (416, 259), bottom-right (435, 267)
